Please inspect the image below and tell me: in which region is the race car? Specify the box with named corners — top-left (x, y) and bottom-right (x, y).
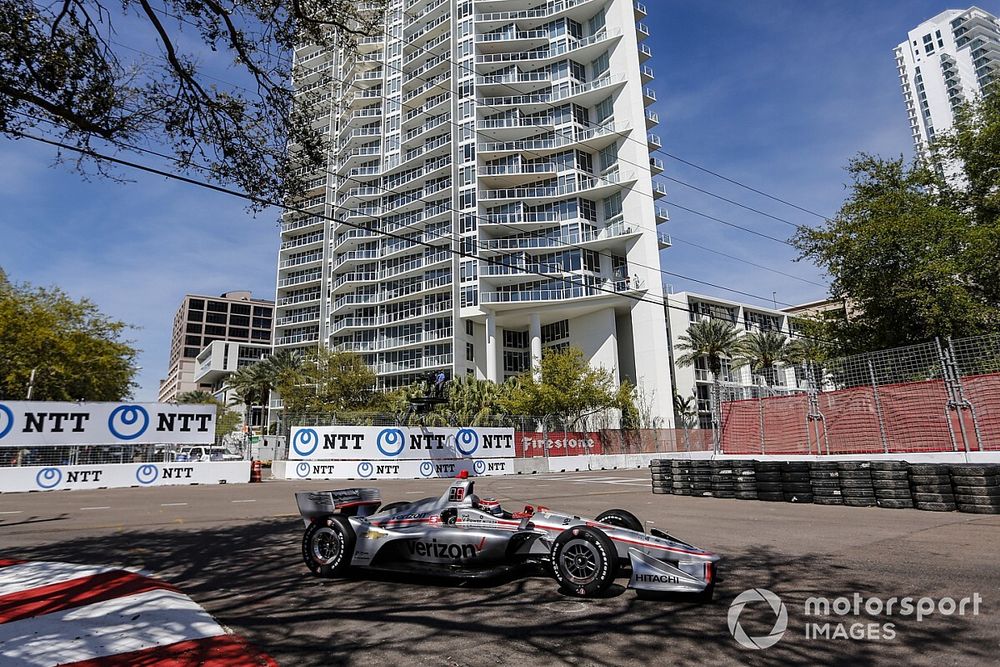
top-left (295, 472), bottom-right (720, 598)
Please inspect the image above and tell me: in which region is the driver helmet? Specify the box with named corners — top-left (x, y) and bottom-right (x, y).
top-left (478, 497), bottom-right (503, 516)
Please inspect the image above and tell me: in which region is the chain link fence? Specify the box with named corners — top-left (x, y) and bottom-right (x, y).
top-left (719, 333), bottom-right (998, 455)
top-left (0, 436), bottom-right (249, 468)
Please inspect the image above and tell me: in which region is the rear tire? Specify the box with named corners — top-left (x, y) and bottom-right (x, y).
top-left (596, 508), bottom-right (644, 533)
top-left (302, 515), bottom-right (355, 578)
top-left (551, 526), bottom-right (618, 597)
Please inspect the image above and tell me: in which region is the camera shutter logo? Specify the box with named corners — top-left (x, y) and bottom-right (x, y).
top-left (136, 464), bottom-right (159, 485)
top-left (0, 404), bottom-right (14, 440)
top-left (108, 405), bottom-right (149, 440)
top-left (728, 588), bottom-right (788, 650)
top-left (36, 467), bottom-right (62, 490)
top-left (377, 428), bottom-right (406, 457)
top-left (295, 462), bottom-right (312, 478)
top-left (292, 428), bottom-right (319, 457)
top-left (455, 429), bottom-right (479, 456)
top-left (419, 461), bottom-right (434, 477)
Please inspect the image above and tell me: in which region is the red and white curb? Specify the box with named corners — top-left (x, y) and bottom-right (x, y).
top-left (0, 559), bottom-right (276, 666)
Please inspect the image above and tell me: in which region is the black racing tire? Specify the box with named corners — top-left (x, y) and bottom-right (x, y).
top-left (871, 470), bottom-right (909, 481)
top-left (813, 488), bottom-right (843, 497)
top-left (840, 480), bottom-right (875, 489)
top-left (843, 497), bottom-right (877, 507)
top-left (872, 480), bottom-right (911, 490)
top-left (596, 508), bottom-right (644, 533)
top-left (758, 492), bottom-right (784, 502)
top-left (908, 463), bottom-right (945, 475)
top-left (810, 471), bottom-right (840, 479)
top-left (810, 479), bottom-right (841, 488)
top-left (378, 501), bottom-right (411, 514)
top-left (755, 472), bottom-right (782, 483)
top-left (911, 483), bottom-right (953, 493)
top-left (949, 476), bottom-right (1000, 487)
top-left (915, 501), bottom-right (956, 512)
top-left (954, 494), bottom-right (1000, 506)
top-left (784, 493), bottom-right (813, 503)
top-left (814, 496), bottom-right (844, 505)
top-left (909, 474), bottom-right (951, 485)
top-left (781, 473), bottom-right (810, 483)
top-left (953, 486), bottom-right (1000, 497)
top-left (551, 526), bottom-right (618, 597)
top-left (673, 489), bottom-right (692, 496)
top-left (734, 491), bottom-right (758, 500)
top-left (756, 482), bottom-right (782, 492)
top-left (755, 462), bottom-right (782, 472)
top-left (877, 499), bottom-right (914, 509)
top-left (871, 461), bottom-right (909, 471)
top-left (841, 488), bottom-right (876, 498)
top-left (913, 492), bottom-right (956, 503)
top-left (713, 490), bottom-right (736, 499)
top-left (651, 473), bottom-right (671, 482)
top-left (302, 515), bottom-right (355, 578)
top-left (837, 461), bottom-right (872, 471)
top-left (838, 470), bottom-right (874, 480)
top-left (651, 487), bottom-right (671, 494)
top-left (949, 465), bottom-right (1000, 476)
top-left (957, 504), bottom-right (1000, 514)
top-left (875, 489), bottom-right (913, 500)
top-left (810, 461), bottom-right (840, 471)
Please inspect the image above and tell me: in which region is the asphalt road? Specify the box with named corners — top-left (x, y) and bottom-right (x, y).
top-left (2, 470), bottom-right (999, 666)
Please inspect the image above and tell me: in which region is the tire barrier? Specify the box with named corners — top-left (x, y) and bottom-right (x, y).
top-left (648, 460), bottom-right (1000, 514)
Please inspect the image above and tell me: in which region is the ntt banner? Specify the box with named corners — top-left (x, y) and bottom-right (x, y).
top-left (288, 426), bottom-right (514, 461)
top-left (0, 461), bottom-right (248, 493)
top-left (281, 457), bottom-right (517, 480)
top-left (0, 401), bottom-right (215, 446)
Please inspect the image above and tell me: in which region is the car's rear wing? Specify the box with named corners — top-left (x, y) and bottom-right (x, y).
top-left (295, 488), bottom-right (382, 521)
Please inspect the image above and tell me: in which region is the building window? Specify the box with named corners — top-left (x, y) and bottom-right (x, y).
top-left (466, 320), bottom-right (474, 336)
top-left (503, 330), bottom-right (528, 348)
top-left (231, 304), bottom-right (251, 315)
top-left (189, 299), bottom-right (205, 310)
top-left (230, 315), bottom-right (250, 327)
top-left (541, 320), bottom-right (569, 344)
top-left (207, 300), bottom-right (228, 312)
top-left (206, 312), bottom-right (227, 324)
top-left (466, 342), bottom-right (474, 362)
top-left (186, 323), bottom-right (201, 334)
top-left (205, 324), bottom-right (226, 336)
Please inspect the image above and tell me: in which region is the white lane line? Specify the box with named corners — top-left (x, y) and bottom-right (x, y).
top-left (79, 506), bottom-right (111, 511)
top-left (405, 491), bottom-right (424, 494)
top-left (160, 503), bottom-right (188, 507)
top-left (231, 500), bottom-right (256, 504)
top-left (0, 511), bottom-right (23, 515)
top-left (0, 589), bottom-right (225, 666)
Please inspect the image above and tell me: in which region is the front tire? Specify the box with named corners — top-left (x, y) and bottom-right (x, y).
top-left (551, 526), bottom-right (618, 597)
top-left (302, 515), bottom-right (355, 578)
top-left (595, 508), bottom-right (644, 533)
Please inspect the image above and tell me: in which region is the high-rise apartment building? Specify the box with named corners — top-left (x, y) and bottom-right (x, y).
top-left (158, 291), bottom-right (274, 402)
top-left (894, 6), bottom-right (999, 152)
top-left (276, 0), bottom-right (675, 422)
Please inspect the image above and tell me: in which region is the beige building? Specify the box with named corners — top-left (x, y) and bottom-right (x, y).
top-left (158, 291), bottom-right (274, 402)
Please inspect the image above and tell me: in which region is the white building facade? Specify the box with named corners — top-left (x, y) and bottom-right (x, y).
top-left (894, 6), bottom-right (999, 152)
top-left (276, 0), bottom-right (675, 423)
top-left (666, 292), bottom-right (807, 429)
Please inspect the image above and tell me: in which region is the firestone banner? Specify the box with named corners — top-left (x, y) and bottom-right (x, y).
top-left (288, 426), bottom-right (514, 461)
top-left (0, 401), bottom-right (216, 446)
top-left (515, 432), bottom-right (604, 458)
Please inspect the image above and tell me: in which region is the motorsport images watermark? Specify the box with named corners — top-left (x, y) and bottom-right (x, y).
top-left (728, 589), bottom-right (984, 648)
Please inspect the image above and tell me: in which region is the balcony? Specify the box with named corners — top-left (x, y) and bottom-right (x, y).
top-left (650, 157), bottom-right (664, 175)
top-left (658, 232), bottom-right (672, 249)
top-left (653, 181), bottom-right (668, 199)
top-left (645, 109), bottom-right (659, 128)
top-left (276, 332), bottom-right (320, 346)
top-left (275, 311), bottom-right (320, 327)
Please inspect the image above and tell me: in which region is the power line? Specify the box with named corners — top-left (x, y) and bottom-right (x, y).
top-left (8, 128), bottom-right (837, 345)
top-left (666, 203), bottom-right (792, 245)
top-left (664, 175), bottom-right (805, 230)
top-left (668, 236), bottom-right (826, 288)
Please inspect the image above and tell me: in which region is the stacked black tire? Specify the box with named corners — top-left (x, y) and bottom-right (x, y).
top-left (671, 460), bottom-right (693, 496)
top-left (809, 461), bottom-right (843, 505)
top-left (950, 464), bottom-right (1000, 514)
top-left (838, 462), bottom-right (876, 507)
top-left (710, 460), bottom-right (735, 499)
top-left (908, 463), bottom-right (955, 512)
top-left (650, 460), bottom-right (672, 494)
top-left (871, 461), bottom-right (913, 509)
top-left (690, 460), bottom-right (713, 497)
top-left (781, 461), bottom-right (813, 503)
top-left (754, 461), bottom-right (783, 501)
top-left (733, 461), bottom-right (758, 500)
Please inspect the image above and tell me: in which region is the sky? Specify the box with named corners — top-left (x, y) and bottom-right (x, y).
top-left (1, 0), bottom-right (996, 401)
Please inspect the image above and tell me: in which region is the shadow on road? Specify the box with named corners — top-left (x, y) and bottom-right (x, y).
top-left (11, 519), bottom-right (988, 666)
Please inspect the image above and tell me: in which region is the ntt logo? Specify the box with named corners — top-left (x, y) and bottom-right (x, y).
top-left (728, 588), bottom-right (788, 650)
top-left (376, 428), bottom-right (406, 457)
top-left (0, 404), bottom-right (13, 440)
top-left (292, 428), bottom-right (319, 457)
top-left (455, 429), bottom-right (479, 456)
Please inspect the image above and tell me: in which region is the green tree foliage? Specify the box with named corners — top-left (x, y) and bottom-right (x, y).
top-left (175, 391), bottom-right (240, 437)
top-left (673, 392), bottom-right (698, 430)
top-left (445, 375), bottom-right (510, 426)
top-left (0, 0), bottom-right (386, 206)
top-left (0, 274), bottom-right (138, 400)
top-left (276, 347), bottom-right (379, 414)
top-left (793, 93), bottom-right (1000, 355)
top-left (734, 330), bottom-right (789, 387)
top-left (501, 346), bottom-right (620, 428)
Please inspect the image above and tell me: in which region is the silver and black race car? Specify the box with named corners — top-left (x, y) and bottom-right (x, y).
top-left (295, 473), bottom-right (720, 598)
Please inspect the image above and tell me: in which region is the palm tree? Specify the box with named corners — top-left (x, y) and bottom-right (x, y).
top-left (734, 330), bottom-right (790, 388)
top-left (784, 336), bottom-right (830, 390)
top-left (673, 318), bottom-right (741, 450)
top-left (446, 375), bottom-right (508, 426)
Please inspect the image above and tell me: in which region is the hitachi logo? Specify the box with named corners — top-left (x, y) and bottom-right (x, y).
top-left (405, 538), bottom-right (484, 559)
top-left (636, 573), bottom-right (679, 584)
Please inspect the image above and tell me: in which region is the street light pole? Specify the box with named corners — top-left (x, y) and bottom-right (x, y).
top-left (26, 368), bottom-right (37, 400)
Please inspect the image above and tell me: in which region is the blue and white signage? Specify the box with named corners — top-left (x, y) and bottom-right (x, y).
top-left (287, 426), bottom-right (515, 461)
top-left (0, 461), bottom-right (248, 493)
top-left (282, 457), bottom-right (516, 480)
top-left (0, 401), bottom-right (215, 446)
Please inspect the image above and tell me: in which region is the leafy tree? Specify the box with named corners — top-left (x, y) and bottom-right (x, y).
top-left (672, 392), bottom-right (698, 430)
top-left (0, 0), bottom-right (386, 206)
top-left (501, 346), bottom-right (620, 429)
top-left (734, 330), bottom-right (789, 387)
top-left (793, 92), bottom-right (1000, 354)
top-left (175, 390), bottom-right (239, 437)
top-left (673, 318), bottom-right (740, 436)
top-left (445, 375), bottom-right (509, 426)
top-left (784, 322), bottom-right (832, 389)
top-left (276, 347), bottom-right (378, 414)
top-left (0, 274), bottom-right (138, 400)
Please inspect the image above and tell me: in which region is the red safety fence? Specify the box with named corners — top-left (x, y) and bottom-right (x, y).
top-left (721, 372), bottom-right (997, 455)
